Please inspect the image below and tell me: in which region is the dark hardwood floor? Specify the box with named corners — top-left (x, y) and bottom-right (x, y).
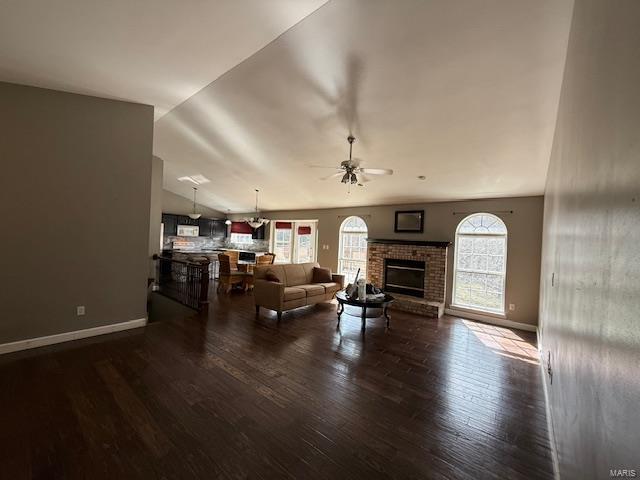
top-left (0, 290), bottom-right (552, 479)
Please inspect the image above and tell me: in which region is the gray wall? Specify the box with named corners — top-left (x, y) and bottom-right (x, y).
top-left (232, 195), bottom-right (543, 326)
top-left (0, 82), bottom-right (153, 344)
top-left (148, 156), bottom-right (164, 276)
top-left (162, 189), bottom-right (225, 218)
top-left (539, 1), bottom-right (640, 478)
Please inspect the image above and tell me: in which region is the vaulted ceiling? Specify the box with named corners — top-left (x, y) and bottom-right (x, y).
top-left (0, 0), bottom-right (574, 213)
top-left (0, 0), bottom-right (328, 119)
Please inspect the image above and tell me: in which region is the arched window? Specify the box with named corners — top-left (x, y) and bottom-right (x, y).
top-left (338, 216), bottom-right (368, 284)
top-left (453, 213), bottom-right (507, 314)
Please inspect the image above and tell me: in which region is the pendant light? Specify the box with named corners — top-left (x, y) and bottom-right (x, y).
top-left (188, 187), bottom-right (201, 220)
top-left (244, 189), bottom-right (270, 229)
top-left (225, 209), bottom-right (232, 226)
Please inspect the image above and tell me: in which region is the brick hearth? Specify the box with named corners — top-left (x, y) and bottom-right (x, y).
top-left (367, 239), bottom-right (450, 318)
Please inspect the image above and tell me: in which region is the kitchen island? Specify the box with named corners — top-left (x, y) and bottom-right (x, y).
top-left (167, 249), bottom-right (268, 280)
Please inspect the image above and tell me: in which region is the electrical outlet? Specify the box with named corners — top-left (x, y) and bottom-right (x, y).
top-left (509, 303), bottom-right (516, 311)
top-left (76, 305), bottom-right (85, 316)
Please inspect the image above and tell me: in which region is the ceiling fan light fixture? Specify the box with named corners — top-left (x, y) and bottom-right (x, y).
top-left (318, 135), bottom-right (393, 187)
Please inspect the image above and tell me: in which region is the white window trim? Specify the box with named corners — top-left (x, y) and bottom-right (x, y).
top-left (269, 220), bottom-right (318, 264)
top-left (337, 216), bottom-right (368, 282)
top-left (451, 213), bottom-right (508, 315)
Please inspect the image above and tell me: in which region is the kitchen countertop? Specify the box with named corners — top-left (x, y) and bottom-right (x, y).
top-left (171, 250), bottom-right (223, 254)
top-left (172, 249), bottom-right (267, 255)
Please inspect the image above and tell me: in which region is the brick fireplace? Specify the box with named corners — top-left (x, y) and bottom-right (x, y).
top-left (367, 239), bottom-right (450, 318)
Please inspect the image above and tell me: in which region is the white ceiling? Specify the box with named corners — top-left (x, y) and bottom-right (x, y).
top-left (1, 0), bottom-right (574, 213)
top-left (0, 0), bottom-right (328, 120)
top-left (155, 0), bottom-right (574, 212)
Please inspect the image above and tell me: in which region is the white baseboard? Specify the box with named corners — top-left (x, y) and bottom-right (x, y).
top-left (0, 318), bottom-right (148, 355)
top-left (538, 334), bottom-right (561, 480)
top-left (444, 308), bottom-right (537, 332)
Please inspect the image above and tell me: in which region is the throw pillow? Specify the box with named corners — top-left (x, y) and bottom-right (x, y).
top-left (265, 270), bottom-right (281, 283)
top-left (312, 267), bottom-right (332, 283)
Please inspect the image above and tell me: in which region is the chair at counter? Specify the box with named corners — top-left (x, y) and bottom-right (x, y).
top-left (241, 253), bottom-right (275, 291)
top-left (217, 253), bottom-right (247, 293)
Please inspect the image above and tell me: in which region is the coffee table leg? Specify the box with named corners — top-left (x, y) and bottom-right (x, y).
top-left (384, 305), bottom-right (390, 328)
top-left (361, 306), bottom-right (367, 330)
top-left (337, 302), bottom-right (343, 325)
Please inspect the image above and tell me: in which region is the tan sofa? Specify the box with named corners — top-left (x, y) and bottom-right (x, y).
top-left (253, 262), bottom-right (345, 320)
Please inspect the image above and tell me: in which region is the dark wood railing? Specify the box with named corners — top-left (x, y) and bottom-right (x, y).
top-left (153, 254), bottom-right (210, 311)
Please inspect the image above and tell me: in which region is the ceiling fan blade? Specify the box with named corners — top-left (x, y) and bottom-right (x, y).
top-left (320, 172), bottom-right (345, 180)
top-left (358, 173), bottom-right (371, 184)
top-left (359, 168), bottom-right (393, 175)
top-left (310, 165), bottom-right (342, 170)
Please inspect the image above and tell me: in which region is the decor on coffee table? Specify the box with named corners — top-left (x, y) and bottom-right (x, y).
top-left (394, 210), bottom-right (424, 233)
top-left (336, 290), bottom-right (395, 330)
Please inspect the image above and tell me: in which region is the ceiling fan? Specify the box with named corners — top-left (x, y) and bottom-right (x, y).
top-left (314, 136), bottom-right (393, 186)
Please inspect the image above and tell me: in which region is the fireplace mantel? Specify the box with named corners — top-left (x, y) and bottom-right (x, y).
top-left (367, 238), bottom-right (451, 248)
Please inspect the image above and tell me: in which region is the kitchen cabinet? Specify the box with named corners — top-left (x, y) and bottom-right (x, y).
top-left (161, 213), bottom-right (178, 236)
top-left (212, 220), bottom-right (228, 238)
top-left (252, 224), bottom-right (266, 240)
top-left (177, 215), bottom-right (199, 227)
top-left (198, 218), bottom-right (214, 237)
top-left (164, 214), bottom-right (227, 238)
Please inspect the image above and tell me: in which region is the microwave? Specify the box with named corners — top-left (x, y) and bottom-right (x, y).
top-left (177, 225), bottom-right (199, 237)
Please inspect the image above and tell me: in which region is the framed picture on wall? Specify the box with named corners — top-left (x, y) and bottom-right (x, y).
top-left (394, 210), bottom-right (424, 233)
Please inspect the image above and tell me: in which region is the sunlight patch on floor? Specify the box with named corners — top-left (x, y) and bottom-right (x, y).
top-left (462, 319), bottom-right (539, 365)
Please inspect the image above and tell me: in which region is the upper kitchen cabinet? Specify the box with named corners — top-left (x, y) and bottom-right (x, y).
top-left (251, 224), bottom-right (266, 240)
top-left (161, 213), bottom-right (177, 236)
top-left (212, 220), bottom-right (227, 238)
top-left (198, 218), bottom-right (214, 237)
top-left (177, 215), bottom-right (199, 226)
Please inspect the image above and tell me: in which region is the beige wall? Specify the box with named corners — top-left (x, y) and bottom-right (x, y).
top-left (0, 82), bottom-right (153, 344)
top-left (162, 189), bottom-right (224, 218)
top-left (539, 1), bottom-right (640, 478)
top-left (232, 195), bottom-right (543, 326)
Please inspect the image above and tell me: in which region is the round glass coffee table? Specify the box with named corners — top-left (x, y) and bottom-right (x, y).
top-left (335, 290), bottom-right (395, 330)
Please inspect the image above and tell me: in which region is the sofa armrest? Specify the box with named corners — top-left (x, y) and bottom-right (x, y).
top-left (331, 274), bottom-right (345, 289)
top-left (254, 279), bottom-right (284, 309)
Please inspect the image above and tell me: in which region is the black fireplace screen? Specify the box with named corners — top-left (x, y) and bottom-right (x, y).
top-left (384, 259), bottom-right (426, 298)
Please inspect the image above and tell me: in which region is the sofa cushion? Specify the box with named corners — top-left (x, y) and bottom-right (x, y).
top-left (318, 282), bottom-right (340, 294)
top-left (312, 267), bottom-right (332, 283)
top-left (264, 270), bottom-right (281, 282)
top-left (295, 283), bottom-right (325, 297)
top-left (283, 264), bottom-right (306, 286)
top-left (283, 287), bottom-right (306, 301)
top-left (255, 264), bottom-right (285, 281)
top-left (302, 263), bottom-right (318, 284)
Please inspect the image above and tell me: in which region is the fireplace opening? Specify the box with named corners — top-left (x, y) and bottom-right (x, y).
top-left (384, 258), bottom-right (426, 298)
